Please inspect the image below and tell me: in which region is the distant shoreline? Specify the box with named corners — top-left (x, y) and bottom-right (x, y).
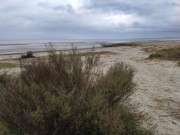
top-left (0, 39), bottom-right (180, 55)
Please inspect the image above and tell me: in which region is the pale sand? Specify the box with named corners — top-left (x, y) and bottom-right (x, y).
top-left (0, 40), bottom-right (180, 135)
top-left (98, 46), bottom-right (180, 135)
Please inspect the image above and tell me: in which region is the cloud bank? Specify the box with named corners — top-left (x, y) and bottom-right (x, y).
top-left (0, 0), bottom-right (179, 40)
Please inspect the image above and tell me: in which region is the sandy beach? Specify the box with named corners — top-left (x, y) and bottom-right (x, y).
top-left (0, 40), bottom-right (180, 135)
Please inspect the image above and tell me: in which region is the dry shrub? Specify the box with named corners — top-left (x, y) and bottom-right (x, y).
top-left (0, 48), bottom-right (151, 135)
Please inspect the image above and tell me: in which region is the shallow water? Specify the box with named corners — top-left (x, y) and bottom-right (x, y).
top-left (0, 40), bottom-right (129, 55)
top-left (0, 38), bottom-right (179, 55)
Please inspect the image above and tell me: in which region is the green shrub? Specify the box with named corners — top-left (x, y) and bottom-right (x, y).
top-left (0, 48), bottom-right (151, 135)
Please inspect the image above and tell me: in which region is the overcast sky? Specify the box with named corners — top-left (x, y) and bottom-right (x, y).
top-left (0, 0), bottom-right (180, 40)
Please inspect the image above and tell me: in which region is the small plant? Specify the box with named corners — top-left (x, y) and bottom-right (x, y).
top-left (21, 51), bottom-right (35, 59)
top-left (0, 48), bottom-right (152, 135)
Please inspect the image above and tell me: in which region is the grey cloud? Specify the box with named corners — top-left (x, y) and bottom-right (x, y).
top-left (81, 0), bottom-right (175, 33)
top-left (171, 2), bottom-right (180, 6)
top-left (53, 4), bottom-right (74, 13)
top-left (53, 5), bottom-right (66, 11)
top-left (37, 1), bottom-right (51, 8)
top-left (0, 0), bottom-right (179, 40)
top-left (37, 2), bottom-right (74, 13)
top-left (87, 1), bottom-right (153, 15)
top-left (87, 0), bottom-right (173, 19)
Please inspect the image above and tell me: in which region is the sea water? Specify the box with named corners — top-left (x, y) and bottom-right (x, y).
top-left (0, 38), bottom-right (179, 55)
top-left (0, 39), bottom-right (129, 55)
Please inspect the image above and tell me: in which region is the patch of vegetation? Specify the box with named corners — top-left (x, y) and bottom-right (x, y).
top-left (0, 48), bottom-right (152, 135)
top-left (101, 42), bottom-right (140, 47)
top-left (21, 51), bottom-right (35, 59)
top-left (0, 73), bottom-right (17, 135)
top-left (0, 63), bottom-right (18, 69)
top-left (149, 47), bottom-right (180, 61)
top-left (177, 61), bottom-right (180, 66)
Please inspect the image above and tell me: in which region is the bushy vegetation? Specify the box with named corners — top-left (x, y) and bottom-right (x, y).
top-left (0, 63), bottom-right (18, 69)
top-left (21, 51), bottom-right (35, 59)
top-left (0, 48), bottom-right (151, 135)
top-left (0, 73), bottom-right (16, 135)
top-left (101, 42), bottom-right (140, 48)
top-left (149, 47), bottom-right (180, 60)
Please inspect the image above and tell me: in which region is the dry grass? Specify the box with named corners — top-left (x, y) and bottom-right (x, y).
top-left (39, 51), bottom-right (116, 60)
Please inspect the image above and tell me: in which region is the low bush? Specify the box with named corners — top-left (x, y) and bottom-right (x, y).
top-left (21, 51), bottom-right (35, 59)
top-left (0, 48), bottom-right (151, 135)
